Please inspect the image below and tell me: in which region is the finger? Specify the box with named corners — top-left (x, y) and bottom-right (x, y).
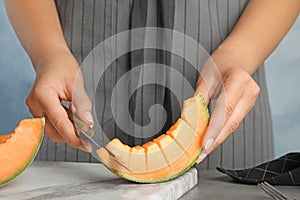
top-left (206, 81), bottom-right (260, 155)
top-left (27, 102), bottom-right (64, 142)
top-left (197, 81), bottom-right (260, 163)
top-left (195, 57), bottom-right (223, 102)
top-left (196, 95), bottom-right (250, 164)
top-left (81, 139), bottom-right (93, 153)
top-left (201, 70), bottom-right (250, 151)
top-left (194, 76), bottom-right (211, 105)
top-left (204, 96), bottom-right (256, 156)
top-left (196, 92), bottom-right (226, 164)
top-left (44, 117), bottom-right (64, 142)
top-left (220, 69), bottom-right (251, 121)
top-left (39, 88), bottom-right (87, 151)
top-left (72, 72), bottom-right (93, 126)
top-left (70, 103), bottom-right (76, 113)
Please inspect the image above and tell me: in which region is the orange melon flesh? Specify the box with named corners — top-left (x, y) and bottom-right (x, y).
top-left (106, 138), bottom-right (131, 169)
top-left (101, 140), bottom-right (170, 173)
top-left (166, 118), bottom-right (196, 155)
top-left (97, 94), bottom-right (209, 183)
top-left (97, 133), bottom-right (202, 183)
top-left (129, 146), bottom-right (147, 173)
top-left (153, 134), bottom-right (185, 166)
top-left (143, 142), bottom-right (169, 172)
top-left (0, 134), bottom-right (13, 143)
top-left (181, 94), bottom-right (209, 135)
top-left (0, 118), bottom-right (44, 186)
top-left (97, 148), bottom-right (129, 172)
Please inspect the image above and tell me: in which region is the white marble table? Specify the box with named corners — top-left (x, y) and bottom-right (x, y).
top-left (0, 161), bottom-right (197, 200)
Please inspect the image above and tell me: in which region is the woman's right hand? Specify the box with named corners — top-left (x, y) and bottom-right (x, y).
top-left (26, 50), bottom-right (93, 152)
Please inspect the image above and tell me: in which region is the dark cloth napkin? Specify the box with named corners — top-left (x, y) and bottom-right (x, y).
top-left (216, 152), bottom-right (300, 185)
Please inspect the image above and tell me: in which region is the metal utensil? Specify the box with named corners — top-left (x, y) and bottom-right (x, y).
top-left (62, 104), bottom-right (131, 172)
top-left (258, 181), bottom-right (296, 200)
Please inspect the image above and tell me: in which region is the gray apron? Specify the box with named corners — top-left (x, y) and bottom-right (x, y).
top-left (36, 0), bottom-right (274, 169)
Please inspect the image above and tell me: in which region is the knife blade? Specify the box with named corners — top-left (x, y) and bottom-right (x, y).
top-left (62, 104), bottom-right (131, 172)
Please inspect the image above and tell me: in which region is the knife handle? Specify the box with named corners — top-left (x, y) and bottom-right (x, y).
top-left (62, 104), bottom-right (94, 137)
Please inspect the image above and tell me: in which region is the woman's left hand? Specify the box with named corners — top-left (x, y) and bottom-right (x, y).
top-left (195, 52), bottom-right (261, 163)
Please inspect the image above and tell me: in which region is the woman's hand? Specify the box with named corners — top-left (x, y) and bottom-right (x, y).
top-left (5, 0), bottom-right (93, 151)
top-left (195, 52), bottom-right (260, 163)
top-left (193, 0), bottom-right (300, 164)
top-left (26, 50), bottom-right (93, 151)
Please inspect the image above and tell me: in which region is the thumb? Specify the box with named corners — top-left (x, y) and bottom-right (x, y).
top-left (196, 92), bottom-right (226, 164)
top-left (194, 76), bottom-right (210, 105)
top-left (195, 56), bottom-right (223, 105)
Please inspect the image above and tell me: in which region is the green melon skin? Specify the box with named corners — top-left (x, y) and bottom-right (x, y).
top-left (196, 94), bottom-right (210, 121)
top-left (98, 149), bottom-right (202, 184)
top-left (0, 118), bottom-right (45, 187)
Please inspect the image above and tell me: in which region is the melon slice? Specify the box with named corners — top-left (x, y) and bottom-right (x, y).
top-left (97, 94), bottom-right (209, 183)
top-left (0, 118), bottom-right (45, 186)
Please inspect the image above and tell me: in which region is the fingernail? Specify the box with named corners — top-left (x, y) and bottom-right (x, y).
top-left (80, 146), bottom-right (92, 153)
top-left (86, 145), bottom-right (92, 153)
top-left (204, 138), bottom-right (214, 150)
top-left (84, 111), bottom-right (94, 125)
top-left (197, 153), bottom-right (207, 164)
top-left (71, 104), bottom-right (77, 113)
top-left (82, 140), bottom-right (92, 152)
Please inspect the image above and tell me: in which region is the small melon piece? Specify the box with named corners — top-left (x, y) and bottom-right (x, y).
top-left (181, 94), bottom-right (209, 135)
top-left (154, 134), bottom-right (185, 166)
top-left (166, 118), bottom-right (196, 155)
top-left (143, 142), bottom-right (169, 172)
top-left (106, 138), bottom-right (131, 170)
top-left (129, 146), bottom-right (147, 173)
top-left (0, 118), bottom-right (44, 186)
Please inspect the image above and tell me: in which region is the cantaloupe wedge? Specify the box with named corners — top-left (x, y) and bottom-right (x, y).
top-left (97, 94), bottom-right (209, 183)
top-left (0, 118), bottom-right (44, 186)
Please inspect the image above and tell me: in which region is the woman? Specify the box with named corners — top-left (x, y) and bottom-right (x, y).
top-left (5, 0), bottom-right (300, 168)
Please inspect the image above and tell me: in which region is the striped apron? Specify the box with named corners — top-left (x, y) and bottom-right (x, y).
top-left (36, 0), bottom-right (274, 169)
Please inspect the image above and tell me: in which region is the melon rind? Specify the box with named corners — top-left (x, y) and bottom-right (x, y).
top-left (98, 148), bottom-right (201, 183)
top-left (0, 118), bottom-right (45, 186)
top-left (197, 94), bottom-right (210, 121)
